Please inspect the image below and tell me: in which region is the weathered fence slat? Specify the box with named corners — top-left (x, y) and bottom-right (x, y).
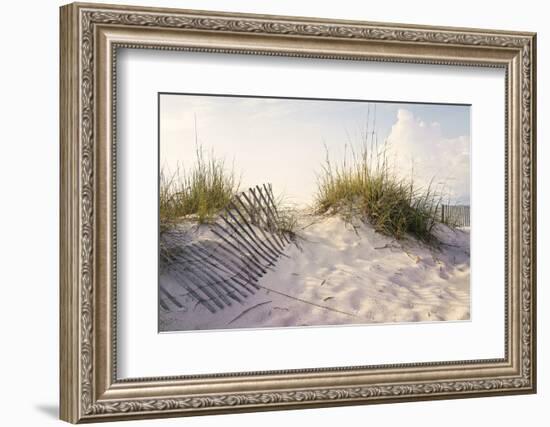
top-left (210, 227), bottom-right (268, 275)
top-left (222, 207), bottom-right (280, 263)
top-left (214, 221), bottom-right (276, 268)
top-left (259, 184), bottom-right (291, 244)
top-left (240, 191), bottom-right (287, 250)
top-left (250, 187), bottom-right (289, 245)
top-left (229, 199), bottom-right (284, 257)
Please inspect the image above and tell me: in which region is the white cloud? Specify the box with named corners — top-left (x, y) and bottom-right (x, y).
top-left (386, 108), bottom-right (470, 204)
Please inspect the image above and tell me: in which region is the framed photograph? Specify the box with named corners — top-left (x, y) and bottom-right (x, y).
top-left (60, 2), bottom-right (537, 423)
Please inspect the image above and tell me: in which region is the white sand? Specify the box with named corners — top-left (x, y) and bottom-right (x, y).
top-left (159, 216), bottom-right (470, 332)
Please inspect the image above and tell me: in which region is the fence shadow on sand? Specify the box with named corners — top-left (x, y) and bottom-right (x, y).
top-left (159, 184), bottom-right (292, 313)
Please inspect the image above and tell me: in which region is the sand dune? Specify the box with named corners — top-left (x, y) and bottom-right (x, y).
top-left (159, 215), bottom-right (470, 332)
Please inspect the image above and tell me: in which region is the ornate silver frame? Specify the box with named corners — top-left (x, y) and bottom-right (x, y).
top-left (60, 2), bottom-right (537, 423)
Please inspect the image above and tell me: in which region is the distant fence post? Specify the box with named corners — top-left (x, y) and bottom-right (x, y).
top-left (440, 204), bottom-right (470, 227)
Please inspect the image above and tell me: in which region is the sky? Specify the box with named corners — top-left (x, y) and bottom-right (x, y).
top-left (160, 94), bottom-right (471, 207)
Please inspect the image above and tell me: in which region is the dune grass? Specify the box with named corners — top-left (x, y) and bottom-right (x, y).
top-left (160, 145), bottom-right (239, 232)
top-left (275, 205), bottom-right (299, 237)
top-left (266, 194), bottom-right (300, 239)
top-left (315, 142), bottom-right (443, 242)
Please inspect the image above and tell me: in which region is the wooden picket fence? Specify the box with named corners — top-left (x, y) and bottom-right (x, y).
top-left (159, 184), bottom-right (290, 313)
top-left (440, 204), bottom-right (470, 227)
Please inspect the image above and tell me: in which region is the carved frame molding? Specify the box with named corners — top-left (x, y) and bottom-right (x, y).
top-left (60, 2), bottom-right (536, 423)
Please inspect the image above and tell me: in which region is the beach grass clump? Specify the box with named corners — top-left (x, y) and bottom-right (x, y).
top-left (160, 146), bottom-right (239, 231)
top-left (315, 143), bottom-right (443, 242)
top-left (268, 196), bottom-right (300, 240)
top-left (276, 206), bottom-right (299, 237)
